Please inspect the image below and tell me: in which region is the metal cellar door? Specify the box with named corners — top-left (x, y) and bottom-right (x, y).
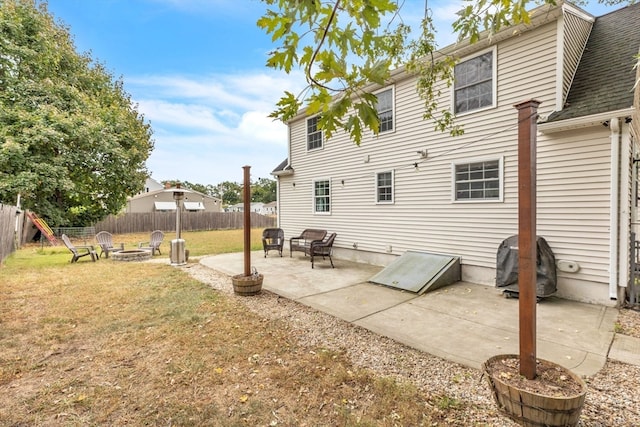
top-left (369, 251), bottom-right (461, 294)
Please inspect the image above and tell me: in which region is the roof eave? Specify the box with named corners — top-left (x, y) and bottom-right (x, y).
top-left (539, 107), bottom-right (634, 133)
top-left (286, 2), bottom-right (566, 124)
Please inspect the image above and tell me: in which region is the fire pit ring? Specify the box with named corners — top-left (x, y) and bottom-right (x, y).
top-left (111, 249), bottom-right (152, 262)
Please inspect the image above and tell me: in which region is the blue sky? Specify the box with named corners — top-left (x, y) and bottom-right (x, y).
top-left (44, 0), bottom-right (622, 186)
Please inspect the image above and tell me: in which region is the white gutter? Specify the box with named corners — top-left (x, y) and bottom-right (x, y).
top-left (618, 121), bottom-right (633, 299)
top-left (538, 108), bottom-right (634, 133)
top-left (610, 117), bottom-right (621, 300)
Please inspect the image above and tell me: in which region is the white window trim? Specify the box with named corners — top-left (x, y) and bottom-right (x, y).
top-left (312, 177), bottom-right (332, 215)
top-left (375, 170), bottom-right (395, 204)
top-left (306, 115), bottom-right (323, 152)
top-left (374, 85), bottom-right (396, 136)
top-left (451, 46), bottom-right (497, 117)
top-left (451, 156), bottom-right (504, 203)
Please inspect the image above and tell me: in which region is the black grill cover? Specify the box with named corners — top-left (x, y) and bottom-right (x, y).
top-left (496, 235), bottom-right (557, 297)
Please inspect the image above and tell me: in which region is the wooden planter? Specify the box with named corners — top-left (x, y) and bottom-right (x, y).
top-left (231, 274), bottom-right (263, 296)
top-left (483, 354), bottom-right (587, 427)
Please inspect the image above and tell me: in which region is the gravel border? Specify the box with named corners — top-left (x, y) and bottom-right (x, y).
top-left (184, 262), bottom-right (640, 426)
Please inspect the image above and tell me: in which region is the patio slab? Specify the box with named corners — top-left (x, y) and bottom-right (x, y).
top-left (199, 251), bottom-right (634, 377)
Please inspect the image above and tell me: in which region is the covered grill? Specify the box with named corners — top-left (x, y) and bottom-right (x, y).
top-left (496, 235), bottom-right (557, 298)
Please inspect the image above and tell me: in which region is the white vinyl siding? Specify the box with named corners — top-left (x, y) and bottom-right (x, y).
top-left (375, 87), bottom-right (394, 133)
top-left (283, 22), bottom-right (559, 267)
top-left (559, 11), bottom-right (593, 107)
top-left (313, 179), bottom-right (331, 214)
top-left (307, 116), bottom-right (322, 150)
top-left (376, 171), bottom-right (394, 203)
top-left (279, 15), bottom-right (614, 303)
top-left (536, 127), bottom-right (611, 285)
top-left (454, 48), bottom-right (496, 114)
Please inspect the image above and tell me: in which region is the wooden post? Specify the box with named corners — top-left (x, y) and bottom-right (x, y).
top-left (515, 99), bottom-right (541, 380)
top-left (243, 165), bottom-right (251, 277)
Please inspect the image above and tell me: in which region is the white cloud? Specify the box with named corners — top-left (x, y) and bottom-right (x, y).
top-left (137, 99), bottom-right (233, 133)
top-left (129, 69), bottom-right (297, 184)
top-left (237, 111), bottom-right (287, 146)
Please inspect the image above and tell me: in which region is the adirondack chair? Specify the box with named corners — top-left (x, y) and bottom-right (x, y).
top-left (138, 230), bottom-right (164, 255)
top-left (262, 228), bottom-right (284, 257)
top-left (310, 233), bottom-right (337, 269)
top-left (61, 234), bottom-right (98, 263)
top-left (95, 231), bottom-right (124, 258)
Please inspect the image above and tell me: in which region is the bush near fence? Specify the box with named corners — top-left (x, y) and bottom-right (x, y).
top-left (94, 211), bottom-right (276, 234)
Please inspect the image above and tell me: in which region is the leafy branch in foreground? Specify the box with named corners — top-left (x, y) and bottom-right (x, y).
top-left (258, 0), bottom-right (409, 145)
top-left (259, 0), bottom-right (634, 146)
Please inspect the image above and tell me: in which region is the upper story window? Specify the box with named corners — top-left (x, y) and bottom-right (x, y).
top-left (376, 171), bottom-right (394, 204)
top-left (453, 158), bottom-right (502, 201)
top-left (313, 179), bottom-right (331, 214)
top-left (375, 87), bottom-right (394, 133)
top-left (454, 49), bottom-right (495, 114)
top-left (307, 116), bottom-right (323, 150)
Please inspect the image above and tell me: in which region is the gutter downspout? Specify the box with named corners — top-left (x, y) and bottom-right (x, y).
top-left (610, 117), bottom-right (621, 300)
top-left (618, 120), bottom-right (633, 301)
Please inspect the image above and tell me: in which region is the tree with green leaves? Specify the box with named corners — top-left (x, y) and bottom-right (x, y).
top-left (251, 177), bottom-right (277, 204)
top-left (258, 0), bottom-right (633, 143)
top-left (0, 0), bottom-right (153, 226)
top-left (215, 180), bottom-right (242, 206)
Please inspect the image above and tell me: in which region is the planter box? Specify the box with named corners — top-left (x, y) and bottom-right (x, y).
top-left (231, 274), bottom-right (263, 296)
top-left (484, 354), bottom-right (587, 427)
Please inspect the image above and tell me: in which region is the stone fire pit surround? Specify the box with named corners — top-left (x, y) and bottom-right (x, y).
top-left (111, 249), bottom-right (152, 262)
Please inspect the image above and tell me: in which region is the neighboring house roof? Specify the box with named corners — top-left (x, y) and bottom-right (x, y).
top-left (547, 3), bottom-right (640, 122)
top-left (129, 187), bottom-right (220, 203)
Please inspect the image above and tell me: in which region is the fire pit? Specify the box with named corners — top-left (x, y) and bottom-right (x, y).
top-left (111, 249), bottom-right (152, 262)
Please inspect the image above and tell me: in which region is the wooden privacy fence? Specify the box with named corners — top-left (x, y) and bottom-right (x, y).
top-left (94, 211), bottom-right (276, 234)
top-left (0, 203), bottom-right (23, 264)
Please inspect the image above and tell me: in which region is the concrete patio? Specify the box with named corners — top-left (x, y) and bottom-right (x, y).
top-left (199, 250), bottom-right (640, 377)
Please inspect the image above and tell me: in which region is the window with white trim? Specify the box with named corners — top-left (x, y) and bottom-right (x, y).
top-left (307, 116), bottom-right (323, 150)
top-left (454, 49), bottom-right (495, 114)
top-left (313, 179), bottom-right (331, 213)
top-left (375, 88), bottom-right (394, 133)
top-left (376, 171), bottom-right (394, 203)
top-left (454, 159), bottom-right (502, 201)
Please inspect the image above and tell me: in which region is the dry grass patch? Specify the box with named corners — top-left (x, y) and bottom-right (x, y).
top-left (1, 242), bottom-right (456, 426)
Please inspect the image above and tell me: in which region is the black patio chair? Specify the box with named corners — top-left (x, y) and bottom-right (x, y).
top-left (262, 228), bottom-right (284, 257)
top-left (309, 233), bottom-right (337, 268)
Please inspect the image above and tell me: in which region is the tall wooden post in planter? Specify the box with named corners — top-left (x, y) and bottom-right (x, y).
top-left (231, 165), bottom-right (263, 296)
top-left (243, 165), bottom-right (251, 278)
top-left (516, 99), bottom-right (540, 380)
top-left (483, 101), bottom-right (588, 427)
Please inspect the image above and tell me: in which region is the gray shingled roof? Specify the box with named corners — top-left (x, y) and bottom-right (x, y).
top-left (547, 3), bottom-right (640, 122)
top-left (271, 158), bottom-right (292, 174)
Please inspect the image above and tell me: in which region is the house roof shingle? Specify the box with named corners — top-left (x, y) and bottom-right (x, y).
top-left (547, 3), bottom-right (640, 122)
top-left (271, 158), bottom-right (293, 175)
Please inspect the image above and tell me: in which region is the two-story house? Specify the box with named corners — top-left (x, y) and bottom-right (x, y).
top-left (272, 1), bottom-right (640, 306)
